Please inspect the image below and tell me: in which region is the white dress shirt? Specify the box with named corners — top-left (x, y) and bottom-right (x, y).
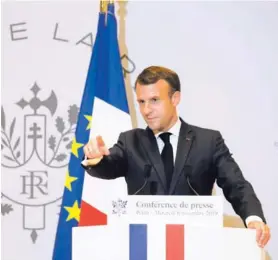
top-left (155, 118), bottom-right (181, 164)
top-left (154, 118), bottom-right (262, 226)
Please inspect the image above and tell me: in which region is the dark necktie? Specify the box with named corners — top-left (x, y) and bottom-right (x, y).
top-left (159, 132), bottom-right (174, 192)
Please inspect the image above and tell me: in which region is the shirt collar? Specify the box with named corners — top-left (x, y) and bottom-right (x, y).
top-left (155, 118), bottom-right (181, 139)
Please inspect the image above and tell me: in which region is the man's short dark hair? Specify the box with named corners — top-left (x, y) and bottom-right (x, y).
top-left (135, 66), bottom-right (181, 94)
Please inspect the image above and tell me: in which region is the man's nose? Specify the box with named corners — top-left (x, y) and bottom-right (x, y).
top-left (143, 102), bottom-right (152, 115)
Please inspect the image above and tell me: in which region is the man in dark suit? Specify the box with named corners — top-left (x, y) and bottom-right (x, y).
top-left (82, 66), bottom-right (270, 247)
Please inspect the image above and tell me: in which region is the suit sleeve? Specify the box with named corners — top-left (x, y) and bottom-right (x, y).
top-left (212, 131), bottom-right (266, 223)
top-left (82, 132), bottom-right (128, 179)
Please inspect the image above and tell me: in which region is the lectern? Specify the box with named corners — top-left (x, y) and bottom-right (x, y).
top-left (72, 196), bottom-right (262, 260)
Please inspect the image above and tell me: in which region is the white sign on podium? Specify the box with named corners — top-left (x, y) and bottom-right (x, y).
top-left (108, 195), bottom-right (223, 226)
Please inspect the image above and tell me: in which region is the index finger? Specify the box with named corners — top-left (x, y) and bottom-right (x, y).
top-left (96, 135), bottom-right (105, 147)
top-left (96, 135), bottom-right (110, 155)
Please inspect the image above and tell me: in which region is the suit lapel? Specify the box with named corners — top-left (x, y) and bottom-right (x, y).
top-left (141, 128), bottom-right (167, 192)
top-left (169, 120), bottom-right (195, 194)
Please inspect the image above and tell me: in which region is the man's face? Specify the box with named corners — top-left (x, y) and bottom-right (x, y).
top-left (136, 79), bottom-right (180, 134)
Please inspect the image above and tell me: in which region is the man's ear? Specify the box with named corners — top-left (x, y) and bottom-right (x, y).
top-left (172, 91), bottom-right (181, 106)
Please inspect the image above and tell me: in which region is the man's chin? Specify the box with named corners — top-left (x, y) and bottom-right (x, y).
top-left (146, 123), bottom-right (160, 133)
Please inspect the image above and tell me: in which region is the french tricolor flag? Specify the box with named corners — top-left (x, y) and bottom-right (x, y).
top-left (78, 3), bottom-right (131, 227)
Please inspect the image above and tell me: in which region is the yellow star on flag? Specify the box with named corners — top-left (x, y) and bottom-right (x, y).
top-left (84, 115), bottom-right (92, 130)
top-left (71, 137), bottom-right (83, 158)
top-left (64, 200), bottom-right (80, 222)
top-left (64, 171), bottom-right (78, 191)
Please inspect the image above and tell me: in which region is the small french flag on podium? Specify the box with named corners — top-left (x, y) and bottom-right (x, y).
top-left (129, 224), bottom-right (184, 260)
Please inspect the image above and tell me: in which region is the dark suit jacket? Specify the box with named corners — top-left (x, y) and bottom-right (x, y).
top-left (84, 119), bottom-right (266, 223)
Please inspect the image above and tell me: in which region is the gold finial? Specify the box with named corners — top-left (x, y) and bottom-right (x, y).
top-left (100, 1), bottom-right (108, 12)
top-left (100, 0), bottom-right (114, 12)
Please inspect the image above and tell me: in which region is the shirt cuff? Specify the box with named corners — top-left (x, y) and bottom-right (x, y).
top-left (245, 215), bottom-right (263, 226)
top-left (81, 156), bottom-right (88, 166)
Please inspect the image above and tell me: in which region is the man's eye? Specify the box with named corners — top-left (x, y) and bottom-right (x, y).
top-left (151, 98), bottom-right (158, 103)
top-left (138, 100), bottom-right (145, 104)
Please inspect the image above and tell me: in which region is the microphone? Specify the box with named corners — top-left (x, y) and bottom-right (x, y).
top-left (133, 165), bottom-right (152, 195)
top-left (186, 175), bottom-right (199, 195)
top-left (150, 181), bottom-right (158, 195)
top-left (185, 165), bottom-right (199, 196)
